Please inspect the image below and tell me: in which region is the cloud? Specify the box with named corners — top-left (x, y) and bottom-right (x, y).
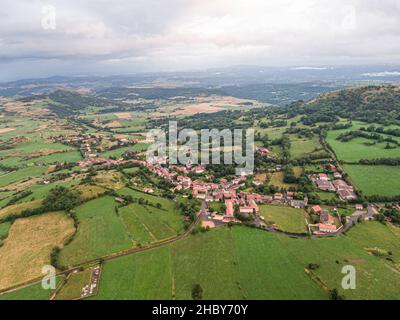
top-left (1, 0), bottom-right (400, 80)
top-left (362, 71), bottom-right (400, 77)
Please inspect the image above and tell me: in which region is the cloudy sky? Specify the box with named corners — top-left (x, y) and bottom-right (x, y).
top-left (1, 0), bottom-right (400, 80)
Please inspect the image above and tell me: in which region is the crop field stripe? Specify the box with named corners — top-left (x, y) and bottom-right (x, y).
top-left (120, 206), bottom-right (155, 243)
top-left (132, 209), bottom-right (158, 242)
top-left (141, 206), bottom-right (174, 240)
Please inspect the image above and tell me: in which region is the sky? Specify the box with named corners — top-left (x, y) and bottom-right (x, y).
top-left (1, 0), bottom-right (400, 81)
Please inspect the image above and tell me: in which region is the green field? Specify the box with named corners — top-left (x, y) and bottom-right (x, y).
top-left (0, 221), bottom-right (11, 238)
top-left (100, 143), bottom-right (150, 158)
top-left (0, 166), bottom-right (48, 187)
top-left (290, 135), bottom-right (322, 159)
top-left (18, 180), bottom-right (78, 203)
top-left (344, 165), bottom-right (400, 197)
top-left (93, 227), bottom-right (326, 300)
top-left (58, 196), bottom-right (132, 267)
top-left (4, 221), bottom-right (400, 300)
top-left (23, 151), bottom-right (82, 165)
top-left (0, 277), bottom-right (63, 300)
top-left (255, 126), bottom-right (287, 140)
top-left (259, 204), bottom-right (307, 234)
top-left (316, 192), bottom-right (338, 201)
top-left (95, 223), bottom-right (400, 300)
top-left (117, 188), bottom-right (184, 243)
top-left (280, 222), bottom-right (400, 299)
top-left (326, 122), bottom-right (400, 162)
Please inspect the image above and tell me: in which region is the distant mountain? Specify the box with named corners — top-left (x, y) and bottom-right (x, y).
top-left (1, 65), bottom-right (400, 98)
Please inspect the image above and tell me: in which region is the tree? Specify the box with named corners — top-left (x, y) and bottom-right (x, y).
top-left (329, 288), bottom-right (345, 300)
top-left (43, 186), bottom-right (81, 211)
top-left (192, 284), bottom-right (203, 300)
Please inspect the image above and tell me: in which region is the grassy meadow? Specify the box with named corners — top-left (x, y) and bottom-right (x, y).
top-left (259, 204), bottom-right (307, 233)
top-left (93, 223), bottom-right (400, 300)
top-left (344, 165), bottom-right (400, 197)
top-left (58, 196), bottom-right (132, 267)
top-left (93, 227), bottom-right (326, 300)
top-left (326, 121), bottom-right (400, 162)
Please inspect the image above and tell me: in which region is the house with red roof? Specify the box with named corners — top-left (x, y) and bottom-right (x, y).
top-left (318, 173), bottom-right (329, 181)
top-left (225, 199), bottom-right (235, 217)
top-left (318, 224), bottom-right (337, 233)
top-left (274, 193), bottom-right (283, 201)
top-left (312, 205), bottom-right (322, 214)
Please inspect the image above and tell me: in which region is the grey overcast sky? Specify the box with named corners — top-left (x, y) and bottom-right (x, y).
top-left (1, 0), bottom-right (400, 80)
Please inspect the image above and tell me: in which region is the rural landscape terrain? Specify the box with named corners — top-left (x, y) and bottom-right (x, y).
top-left (0, 68), bottom-right (400, 300)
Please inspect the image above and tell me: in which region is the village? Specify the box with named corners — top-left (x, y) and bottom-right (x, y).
top-left (54, 133), bottom-right (141, 159)
top-left (139, 152), bottom-right (378, 236)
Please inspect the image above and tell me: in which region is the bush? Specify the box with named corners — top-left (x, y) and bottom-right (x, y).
top-left (192, 284), bottom-right (203, 300)
top-left (43, 186), bottom-right (82, 211)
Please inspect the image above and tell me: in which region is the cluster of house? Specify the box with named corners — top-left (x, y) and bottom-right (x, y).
top-left (144, 160), bottom-right (309, 226)
top-left (314, 172), bottom-right (357, 200)
top-left (310, 202), bottom-right (378, 235)
top-left (55, 134), bottom-right (103, 158)
top-left (56, 133), bottom-right (140, 159)
top-left (349, 204), bottom-right (378, 222)
top-left (310, 205), bottom-right (339, 234)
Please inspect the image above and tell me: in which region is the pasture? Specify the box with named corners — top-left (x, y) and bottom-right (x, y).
top-left (100, 143), bottom-right (150, 158)
top-left (5, 222), bottom-right (400, 300)
top-left (290, 135), bottom-right (322, 159)
top-left (117, 188), bottom-right (184, 241)
top-left (0, 166), bottom-right (48, 187)
top-left (58, 196), bottom-right (132, 267)
top-left (0, 277), bottom-right (63, 300)
top-left (344, 165), bottom-right (400, 197)
top-left (326, 122), bottom-right (400, 162)
top-left (259, 204), bottom-right (307, 234)
top-left (93, 227), bottom-right (326, 300)
top-left (0, 221), bottom-right (11, 239)
top-left (278, 222), bottom-right (400, 300)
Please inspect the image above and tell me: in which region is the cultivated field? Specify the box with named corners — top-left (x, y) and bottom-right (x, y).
top-left (169, 96), bottom-right (256, 116)
top-left (0, 212), bottom-right (74, 290)
top-left (0, 200), bottom-right (42, 220)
